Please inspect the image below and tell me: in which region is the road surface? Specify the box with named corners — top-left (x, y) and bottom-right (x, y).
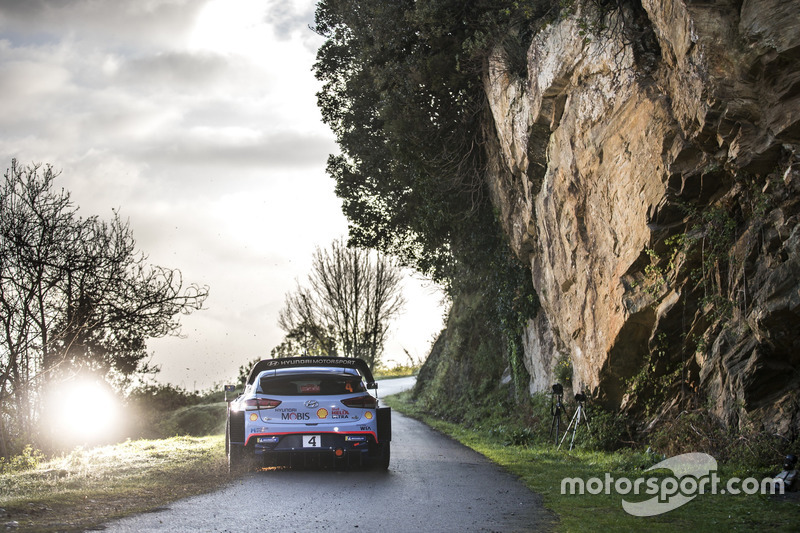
top-left (102, 377), bottom-right (554, 532)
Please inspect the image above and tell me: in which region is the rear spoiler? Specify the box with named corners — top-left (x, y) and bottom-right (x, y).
top-left (245, 357), bottom-right (376, 388)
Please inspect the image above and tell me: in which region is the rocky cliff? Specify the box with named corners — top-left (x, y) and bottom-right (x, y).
top-left (483, 0), bottom-right (800, 436)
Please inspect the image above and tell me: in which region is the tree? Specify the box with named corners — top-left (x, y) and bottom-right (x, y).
top-left (0, 160), bottom-right (208, 456)
top-left (277, 239), bottom-right (405, 370)
top-left (312, 1), bottom-right (545, 399)
top-left (313, 0), bottom-right (556, 286)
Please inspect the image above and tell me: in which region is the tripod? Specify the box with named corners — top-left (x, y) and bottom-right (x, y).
top-left (559, 394), bottom-right (591, 450)
top-left (549, 384), bottom-right (565, 445)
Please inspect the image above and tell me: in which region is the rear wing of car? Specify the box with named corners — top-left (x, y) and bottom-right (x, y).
top-left (244, 357), bottom-right (377, 388)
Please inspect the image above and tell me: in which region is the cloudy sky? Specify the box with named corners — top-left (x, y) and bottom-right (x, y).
top-left (0, 0), bottom-right (446, 390)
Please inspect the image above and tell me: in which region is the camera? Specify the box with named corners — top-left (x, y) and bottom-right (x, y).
top-left (552, 383), bottom-right (563, 395)
top-left (574, 392), bottom-right (587, 402)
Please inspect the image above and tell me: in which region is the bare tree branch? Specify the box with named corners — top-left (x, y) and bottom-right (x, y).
top-left (278, 238), bottom-right (405, 369)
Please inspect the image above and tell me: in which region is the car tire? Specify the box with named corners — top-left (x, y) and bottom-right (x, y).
top-left (373, 441), bottom-right (390, 471)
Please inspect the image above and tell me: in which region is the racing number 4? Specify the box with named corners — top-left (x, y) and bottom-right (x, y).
top-left (303, 435), bottom-right (321, 448)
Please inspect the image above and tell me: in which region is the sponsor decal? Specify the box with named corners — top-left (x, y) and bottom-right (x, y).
top-left (281, 412), bottom-right (311, 421)
top-left (317, 408), bottom-right (329, 419)
top-left (331, 407), bottom-right (350, 420)
top-left (249, 413), bottom-right (259, 421)
top-left (364, 411), bottom-right (373, 420)
top-left (345, 436), bottom-right (367, 442)
top-left (264, 358), bottom-right (358, 368)
top-left (301, 384), bottom-right (320, 393)
top-left (360, 426), bottom-right (372, 431)
top-left (275, 407), bottom-right (298, 413)
top-left (256, 436), bottom-right (279, 444)
top-left (249, 427), bottom-right (269, 433)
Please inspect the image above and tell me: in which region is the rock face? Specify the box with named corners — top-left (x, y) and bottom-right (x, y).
top-left (483, 0), bottom-right (800, 436)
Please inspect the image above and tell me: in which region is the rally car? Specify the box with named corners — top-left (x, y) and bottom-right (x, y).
top-left (224, 356), bottom-right (391, 472)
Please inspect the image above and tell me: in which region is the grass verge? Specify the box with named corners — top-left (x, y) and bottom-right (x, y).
top-left (385, 391), bottom-right (800, 532)
top-left (373, 364), bottom-right (419, 380)
top-left (0, 435), bottom-right (228, 532)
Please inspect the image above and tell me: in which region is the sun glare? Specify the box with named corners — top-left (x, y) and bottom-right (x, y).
top-left (188, 0), bottom-right (271, 61)
top-left (53, 380), bottom-right (120, 443)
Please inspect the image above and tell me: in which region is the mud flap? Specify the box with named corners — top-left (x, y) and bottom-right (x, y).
top-left (377, 407), bottom-right (391, 443)
top-left (228, 409), bottom-right (245, 445)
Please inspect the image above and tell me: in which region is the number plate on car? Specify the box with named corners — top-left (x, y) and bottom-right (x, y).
top-left (302, 435), bottom-right (321, 448)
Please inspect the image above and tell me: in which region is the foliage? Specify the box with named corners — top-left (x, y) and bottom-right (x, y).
top-left (553, 354), bottom-right (573, 387)
top-left (643, 233), bottom-right (687, 299)
top-left (648, 409), bottom-right (793, 475)
top-left (312, 1), bottom-right (552, 404)
top-left (584, 408), bottom-right (630, 451)
top-left (373, 362), bottom-right (420, 379)
top-left (690, 204), bottom-right (738, 308)
top-left (125, 382), bottom-right (228, 439)
top-left (126, 383), bottom-right (204, 413)
top-left (624, 332), bottom-right (683, 416)
top-left (236, 356), bottom-right (261, 385)
top-left (0, 445), bottom-right (44, 474)
top-left (153, 404), bottom-right (226, 438)
top-left (277, 238), bottom-right (405, 370)
top-left (313, 0), bottom-right (557, 286)
top-left (0, 160), bottom-right (208, 458)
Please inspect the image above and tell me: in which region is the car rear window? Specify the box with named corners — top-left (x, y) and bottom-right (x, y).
top-left (259, 373), bottom-right (366, 396)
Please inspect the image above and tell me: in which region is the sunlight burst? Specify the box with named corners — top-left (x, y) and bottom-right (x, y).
top-left (188, 0), bottom-right (271, 61)
top-left (54, 380), bottom-right (120, 442)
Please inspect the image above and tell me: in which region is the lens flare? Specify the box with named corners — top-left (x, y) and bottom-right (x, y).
top-left (52, 379), bottom-right (119, 442)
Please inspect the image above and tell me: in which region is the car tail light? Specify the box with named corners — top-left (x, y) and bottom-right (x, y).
top-left (244, 398), bottom-right (282, 410)
top-left (341, 395), bottom-right (377, 409)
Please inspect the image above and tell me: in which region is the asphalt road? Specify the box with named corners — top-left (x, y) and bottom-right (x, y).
top-left (102, 377), bottom-right (554, 532)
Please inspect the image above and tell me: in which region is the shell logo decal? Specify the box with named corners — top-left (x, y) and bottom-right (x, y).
top-left (364, 411), bottom-right (373, 420)
top-left (249, 413), bottom-right (259, 421)
top-left (317, 408), bottom-right (329, 419)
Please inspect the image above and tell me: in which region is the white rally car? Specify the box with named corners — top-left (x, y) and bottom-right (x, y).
top-left (225, 357), bottom-right (391, 472)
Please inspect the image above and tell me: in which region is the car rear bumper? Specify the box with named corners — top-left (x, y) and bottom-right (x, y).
top-left (246, 432), bottom-right (379, 468)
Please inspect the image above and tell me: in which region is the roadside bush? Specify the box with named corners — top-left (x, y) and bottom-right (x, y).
top-left (126, 383), bottom-right (203, 413)
top-left (374, 363), bottom-right (420, 379)
top-left (647, 409), bottom-right (792, 474)
top-left (155, 404), bottom-right (227, 437)
top-left (0, 445), bottom-right (44, 474)
top-left (125, 383), bottom-right (226, 439)
top-left (585, 408), bottom-right (630, 451)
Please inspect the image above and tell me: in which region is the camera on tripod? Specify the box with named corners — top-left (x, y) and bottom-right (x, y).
top-left (549, 383), bottom-right (565, 445)
top-left (558, 390), bottom-right (592, 450)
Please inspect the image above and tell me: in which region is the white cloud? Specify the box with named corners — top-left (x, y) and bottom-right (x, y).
top-left (0, 0), bottom-right (446, 389)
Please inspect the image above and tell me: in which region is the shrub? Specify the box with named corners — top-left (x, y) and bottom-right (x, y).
top-left (585, 408), bottom-right (630, 451)
top-left (0, 445), bottom-right (44, 474)
top-left (155, 404), bottom-right (227, 437)
top-left (125, 383), bottom-right (224, 439)
top-left (647, 409), bottom-right (792, 473)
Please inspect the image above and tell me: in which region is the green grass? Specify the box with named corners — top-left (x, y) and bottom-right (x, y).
top-left (0, 435), bottom-right (229, 532)
top-left (385, 392), bottom-right (800, 532)
top-left (373, 363), bottom-right (419, 379)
